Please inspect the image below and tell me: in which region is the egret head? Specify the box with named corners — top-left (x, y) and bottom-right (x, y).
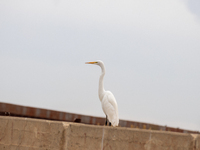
top-left (85, 60), bottom-right (104, 66)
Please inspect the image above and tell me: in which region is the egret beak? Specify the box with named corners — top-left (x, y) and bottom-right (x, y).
top-left (85, 62), bottom-right (96, 64)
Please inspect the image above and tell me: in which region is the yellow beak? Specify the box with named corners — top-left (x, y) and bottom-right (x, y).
top-left (85, 62), bottom-right (96, 64)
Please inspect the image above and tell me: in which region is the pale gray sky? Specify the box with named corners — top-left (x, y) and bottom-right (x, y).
top-left (0, 0), bottom-right (200, 131)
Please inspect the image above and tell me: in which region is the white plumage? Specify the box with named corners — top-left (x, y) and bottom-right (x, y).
top-left (85, 60), bottom-right (119, 127)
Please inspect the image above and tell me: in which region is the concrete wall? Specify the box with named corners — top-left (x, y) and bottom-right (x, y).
top-left (0, 116), bottom-right (199, 150)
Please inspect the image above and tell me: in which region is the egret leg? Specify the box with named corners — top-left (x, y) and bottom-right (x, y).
top-left (105, 115), bottom-right (107, 126)
top-left (109, 122), bottom-right (111, 126)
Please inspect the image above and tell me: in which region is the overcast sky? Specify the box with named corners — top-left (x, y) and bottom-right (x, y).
top-left (0, 0), bottom-right (200, 131)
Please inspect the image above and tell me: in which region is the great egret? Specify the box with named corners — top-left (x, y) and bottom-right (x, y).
top-left (85, 60), bottom-right (119, 127)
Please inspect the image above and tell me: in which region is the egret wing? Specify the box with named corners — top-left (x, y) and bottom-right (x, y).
top-left (102, 91), bottom-right (119, 126)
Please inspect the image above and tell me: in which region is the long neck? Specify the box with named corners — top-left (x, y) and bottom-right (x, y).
top-left (98, 64), bottom-right (106, 101)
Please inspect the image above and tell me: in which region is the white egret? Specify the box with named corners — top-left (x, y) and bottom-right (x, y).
top-left (85, 60), bottom-right (119, 127)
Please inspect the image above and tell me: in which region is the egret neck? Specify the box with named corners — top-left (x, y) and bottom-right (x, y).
top-left (98, 63), bottom-right (106, 101)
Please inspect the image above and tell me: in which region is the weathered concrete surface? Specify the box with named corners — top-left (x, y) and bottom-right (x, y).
top-left (192, 134), bottom-right (200, 150)
top-left (0, 116), bottom-right (67, 150)
top-left (0, 116), bottom-right (198, 150)
top-left (197, 135), bottom-right (200, 150)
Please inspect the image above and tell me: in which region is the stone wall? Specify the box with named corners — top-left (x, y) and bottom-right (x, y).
top-left (0, 116), bottom-right (199, 150)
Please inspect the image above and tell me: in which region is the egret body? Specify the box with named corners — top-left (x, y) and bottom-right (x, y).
top-left (85, 60), bottom-right (119, 127)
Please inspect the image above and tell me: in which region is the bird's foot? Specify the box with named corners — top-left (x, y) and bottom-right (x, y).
top-left (105, 120), bottom-right (107, 126)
